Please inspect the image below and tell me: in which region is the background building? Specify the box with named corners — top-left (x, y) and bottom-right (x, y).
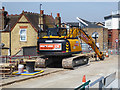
top-left (104, 11), bottom-right (120, 49)
top-left (0, 7), bottom-right (60, 56)
top-left (0, 7), bottom-right (9, 56)
top-left (63, 18), bottom-right (108, 52)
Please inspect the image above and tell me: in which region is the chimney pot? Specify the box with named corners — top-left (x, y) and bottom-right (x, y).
top-left (51, 13), bottom-right (52, 17)
top-left (2, 7), bottom-right (5, 11)
top-left (57, 13), bottom-right (60, 17)
top-left (40, 10), bottom-right (44, 14)
top-left (22, 10), bottom-right (24, 13)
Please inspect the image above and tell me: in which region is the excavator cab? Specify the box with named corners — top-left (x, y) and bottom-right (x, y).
top-left (47, 28), bottom-right (67, 37)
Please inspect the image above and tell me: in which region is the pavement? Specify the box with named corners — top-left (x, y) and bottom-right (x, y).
top-left (0, 55), bottom-right (119, 89)
top-left (0, 68), bottom-right (65, 87)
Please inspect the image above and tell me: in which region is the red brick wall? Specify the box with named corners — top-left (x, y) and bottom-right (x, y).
top-left (108, 30), bottom-right (112, 48)
top-left (111, 29), bottom-right (118, 49)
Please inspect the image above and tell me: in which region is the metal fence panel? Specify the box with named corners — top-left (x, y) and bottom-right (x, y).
top-left (104, 72), bottom-right (116, 87)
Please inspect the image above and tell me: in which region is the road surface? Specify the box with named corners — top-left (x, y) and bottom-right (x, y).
top-left (2, 55), bottom-right (118, 88)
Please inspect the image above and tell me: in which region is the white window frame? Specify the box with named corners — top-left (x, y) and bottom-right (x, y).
top-left (20, 29), bottom-right (27, 41)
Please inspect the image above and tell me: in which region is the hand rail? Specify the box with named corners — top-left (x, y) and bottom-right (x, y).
top-left (74, 80), bottom-right (91, 90)
top-left (89, 76), bottom-right (104, 87)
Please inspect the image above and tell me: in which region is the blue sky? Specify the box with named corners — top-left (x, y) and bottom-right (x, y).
top-left (2, 2), bottom-right (118, 22)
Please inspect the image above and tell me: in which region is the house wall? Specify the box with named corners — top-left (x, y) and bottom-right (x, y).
top-left (1, 49), bottom-right (9, 56)
top-left (10, 15), bottom-right (38, 55)
top-left (105, 19), bottom-right (112, 30)
top-left (105, 15), bottom-right (120, 49)
top-left (11, 23), bottom-right (37, 55)
top-left (104, 28), bottom-right (108, 50)
top-left (83, 28), bottom-right (108, 51)
top-left (1, 32), bottom-right (10, 55)
top-left (111, 29), bottom-right (119, 49)
top-left (105, 17), bottom-right (120, 30)
top-left (112, 18), bottom-right (119, 29)
top-left (19, 15), bottom-right (28, 22)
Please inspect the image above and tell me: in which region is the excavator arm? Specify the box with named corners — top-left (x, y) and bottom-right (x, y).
top-left (66, 28), bottom-right (104, 60)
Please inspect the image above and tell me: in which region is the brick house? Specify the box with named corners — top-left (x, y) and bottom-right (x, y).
top-left (1, 8), bottom-right (56, 56)
top-left (0, 7), bottom-right (10, 56)
top-left (104, 11), bottom-right (120, 49)
top-left (63, 17), bottom-right (108, 51)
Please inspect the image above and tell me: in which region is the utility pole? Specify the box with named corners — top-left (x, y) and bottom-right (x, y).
top-left (40, 3), bottom-right (42, 31)
top-left (9, 24), bottom-right (11, 56)
top-left (38, 4), bottom-right (42, 38)
top-left (38, 4), bottom-right (42, 39)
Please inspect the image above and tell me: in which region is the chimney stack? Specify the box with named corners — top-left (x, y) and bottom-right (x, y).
top-left (55, 13), bottom-right (61, 28)
top-left (0, 7), bottom-right (8, 30)
top-left (57, 13), bottom-right (60, 17)
top-left (2, 7), bottom-right (5, 11)
top-left (51, 13), bottom-right (52, 17)
top-left (40, 10), bottom-right (44, 14)
top-left (39, 10), bottom-right (45, 31)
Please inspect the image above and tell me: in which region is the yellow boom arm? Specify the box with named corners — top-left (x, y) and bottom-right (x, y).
top-left (66, 28), bottom-right (104, 60)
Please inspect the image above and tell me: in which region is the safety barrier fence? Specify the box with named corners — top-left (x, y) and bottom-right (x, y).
top-left (108, 49), bottom-right (120, 55)
top-left (74, 72), bottom-right (116, 90)
top-left (0, 55), bottom-right (42, 63)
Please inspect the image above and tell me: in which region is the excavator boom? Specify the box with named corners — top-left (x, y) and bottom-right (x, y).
top-left (66, 28), bottom-right (104, 60)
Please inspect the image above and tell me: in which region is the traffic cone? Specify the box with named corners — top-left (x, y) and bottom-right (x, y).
top-left (106, 51), bottom-right (109, 57)
top-left (97, 55), bottom-right (99, 58)
top-left (82, 75), bottom-right (86, 84)
top-left (111, 50), bottom-right (113, 55)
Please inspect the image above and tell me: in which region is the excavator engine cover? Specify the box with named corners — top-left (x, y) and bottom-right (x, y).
top-left (37, 38), bottom-right (82, 56)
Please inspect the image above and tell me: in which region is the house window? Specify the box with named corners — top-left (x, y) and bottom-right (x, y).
top-left (108, 34), bottom-right (111, 38)
top-left (20, 29), bottom-right (27, 41)
top-left (92, 32), bottom-right (99, 39)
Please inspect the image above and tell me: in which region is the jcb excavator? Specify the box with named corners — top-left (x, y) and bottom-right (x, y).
top-left (37, 27), bottom-right (104, 69)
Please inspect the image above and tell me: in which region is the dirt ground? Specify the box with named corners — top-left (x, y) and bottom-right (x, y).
top-left (2, 55), bottom-right (118, 88)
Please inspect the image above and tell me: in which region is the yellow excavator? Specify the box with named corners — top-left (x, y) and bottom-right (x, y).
top-left (37, 27), bottom-right (104, 69)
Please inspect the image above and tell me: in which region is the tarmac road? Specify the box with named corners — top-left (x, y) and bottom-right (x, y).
top-left (2, 55), bottom-right (118, 88)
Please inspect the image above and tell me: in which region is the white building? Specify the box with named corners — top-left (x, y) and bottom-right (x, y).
top-left (104, 11), bottom-right (120, 49)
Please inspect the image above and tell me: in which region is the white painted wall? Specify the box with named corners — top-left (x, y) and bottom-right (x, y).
top-left (105, 17), bottom-right (120, 29)
top-left (105, 19), bottom-right (112, 29)
top-left (112, 18), bottom-right (119, 29)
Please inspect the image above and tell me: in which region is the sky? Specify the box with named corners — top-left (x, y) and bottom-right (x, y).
top-left (1, 2), bottom-right (119, 22)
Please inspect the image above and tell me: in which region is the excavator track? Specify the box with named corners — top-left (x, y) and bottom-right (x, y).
top-left (62, 55), bottom-right (89, 69)
top-left (36, 56), bottom-right (89, 69)
top-left (36, 57), bottom-right (52, 68)
top-left (36, 53), bottom-right (92, 69)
